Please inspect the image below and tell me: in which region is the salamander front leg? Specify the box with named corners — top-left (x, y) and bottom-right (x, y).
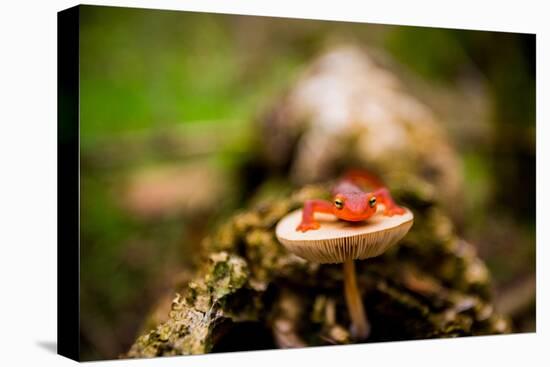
top-left (296, 199), bottom-right (334, 232)
top-left (374, 187), bottom-right (406, 216)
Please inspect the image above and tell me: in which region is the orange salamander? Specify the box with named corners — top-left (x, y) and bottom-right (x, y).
top-left (296, 169), bottom-right (406, 232)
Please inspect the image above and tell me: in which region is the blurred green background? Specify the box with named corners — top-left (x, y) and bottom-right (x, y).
top-left (78, 5), bottom-right (535, 360)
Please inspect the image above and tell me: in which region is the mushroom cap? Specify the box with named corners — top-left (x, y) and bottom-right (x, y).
top-left (275, 207), bottom-right (413, 263)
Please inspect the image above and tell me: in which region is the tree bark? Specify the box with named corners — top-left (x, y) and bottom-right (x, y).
top-left (125, 182), bottom-right (510, 358)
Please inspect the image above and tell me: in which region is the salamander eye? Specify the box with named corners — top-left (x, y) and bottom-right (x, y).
top-left (334, 198), bottom-right (344, 210)
top-left (369, 196), bottom-right (377, 208)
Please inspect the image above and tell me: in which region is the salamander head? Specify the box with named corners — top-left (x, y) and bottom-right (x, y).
top-left (332, 192), bottom-right (377, 221)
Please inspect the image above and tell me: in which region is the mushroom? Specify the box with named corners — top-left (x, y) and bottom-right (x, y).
top-left (275, 207), bottom-right (414, 340)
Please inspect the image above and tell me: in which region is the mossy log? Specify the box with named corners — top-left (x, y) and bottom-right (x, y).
top-left (126, 180), bottom-right (510, 358)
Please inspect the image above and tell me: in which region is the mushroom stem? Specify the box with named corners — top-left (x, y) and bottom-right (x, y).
top-left (343, 258), bottom-right (370, 340)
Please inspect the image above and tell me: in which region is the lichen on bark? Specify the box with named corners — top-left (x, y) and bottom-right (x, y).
top-left (126, 180), bottom-right (510, 358)
top-left (126, 252), bottom-right (249, 356)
